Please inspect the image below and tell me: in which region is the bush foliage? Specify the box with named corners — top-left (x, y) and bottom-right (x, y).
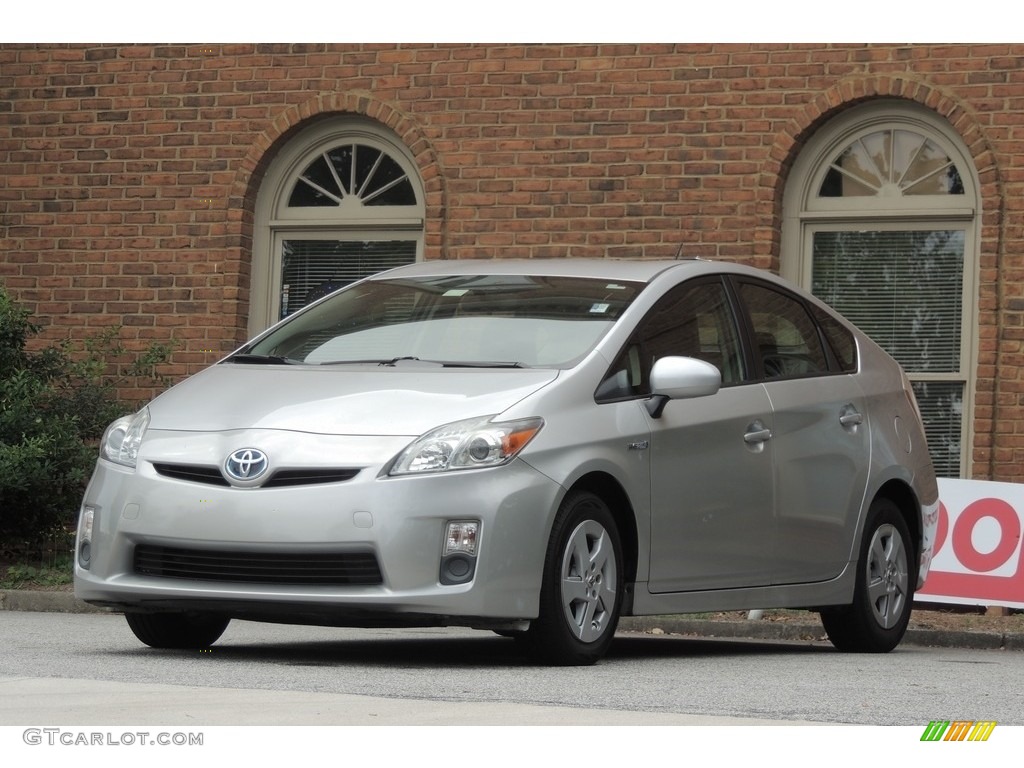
top-left (0, 287), bottom-right (174, 550)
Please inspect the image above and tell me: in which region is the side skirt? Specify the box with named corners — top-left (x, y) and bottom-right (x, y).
top-left (622, 561), bottom-right (856, 616)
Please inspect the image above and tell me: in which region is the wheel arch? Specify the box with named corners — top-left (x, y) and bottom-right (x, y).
top-left (564, 471), bottom-right (639, 585)
top-left (874, 479), bottom-right (923, 572)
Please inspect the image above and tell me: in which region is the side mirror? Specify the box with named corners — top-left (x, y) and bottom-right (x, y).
top-left (646, 356), bottom-right (721, 418)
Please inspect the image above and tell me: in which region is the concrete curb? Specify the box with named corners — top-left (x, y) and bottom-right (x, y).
top-left (3, 590), bottom-right (1022, 651)
top-left (0, 589), bottom-right (113, 614)
top-left (618, 616), bottom-right (1024, 652)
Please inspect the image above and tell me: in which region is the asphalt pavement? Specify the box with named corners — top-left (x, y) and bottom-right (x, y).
top-left (2, 588), bottom-right (1022, 651)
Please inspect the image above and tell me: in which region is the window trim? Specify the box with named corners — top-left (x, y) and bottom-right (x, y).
top-left (796, 105), bottom-right (977, 216)
top-left (251, 118), bottom-right (425, 336)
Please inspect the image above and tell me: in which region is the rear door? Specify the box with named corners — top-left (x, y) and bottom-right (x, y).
top-left (735, 279), bottom-right (871, 584)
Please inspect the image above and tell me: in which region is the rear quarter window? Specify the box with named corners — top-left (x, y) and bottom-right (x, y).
top-left (813, 307), bottom-right (859, 373)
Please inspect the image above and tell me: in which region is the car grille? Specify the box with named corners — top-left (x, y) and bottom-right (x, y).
top-left (153, 463), bottom-right (229, 486)
top-left (152, 463), bottom-right (361, 488)
top-left (133, 545), bottom-right (384, 585)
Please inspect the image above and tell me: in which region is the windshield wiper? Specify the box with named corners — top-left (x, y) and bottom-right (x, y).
top-left (222, 353), bottom-right (299, 365)
top-left (438, 360), bottom-right (527, 368)
top-left (317, 357), bottom-right (526, 368)
top-left (318, 356), bottom-right (437, 367)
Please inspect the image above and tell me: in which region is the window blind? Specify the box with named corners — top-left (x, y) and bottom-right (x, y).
top-left (280, 239), bottom-right (417, 320)
top-left (811, 230), bottom-right (964, 374)
top-left (811, 229), bottom-right (966, 477)
top-left (912, 381), bottom-right (964, 479)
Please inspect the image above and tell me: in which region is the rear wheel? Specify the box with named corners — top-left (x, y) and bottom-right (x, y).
top-left (125, 612), bottom-right (230, 649)
top-left (821, 497), bottom-right (916, 652)
top-left (521, 491), bottom-right (623, 666)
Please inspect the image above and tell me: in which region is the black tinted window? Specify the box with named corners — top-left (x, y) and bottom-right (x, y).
top-left (598, 278), bottom-right (744, 400)
top-left (813, 306), bottom-right (858, 373)
top-left (739, 281), bottom-right (829, 380)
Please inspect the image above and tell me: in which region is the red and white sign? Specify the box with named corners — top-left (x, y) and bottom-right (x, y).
top-left (917, 478), bottom-right (1024, 608)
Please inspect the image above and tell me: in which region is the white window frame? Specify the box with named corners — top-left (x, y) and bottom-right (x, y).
top-left (251, 118), bottom-right (425, 335)
top-left (781, 100), bottom-right (980, 477)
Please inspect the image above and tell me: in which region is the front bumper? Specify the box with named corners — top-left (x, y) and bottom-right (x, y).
top-left (917, 496), bottom-right (940, 588)
top-left (74, 433), bottom-right (562, 627)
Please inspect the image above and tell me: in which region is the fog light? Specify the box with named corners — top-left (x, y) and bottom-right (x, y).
top-left (78, 506), bottom-right (95, 569)
top-left (441, 520), bottom-right (479, 585)
top-left (444, 520), bottom-right (478, 556)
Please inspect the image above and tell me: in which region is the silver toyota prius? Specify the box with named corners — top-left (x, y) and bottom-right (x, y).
top-left (74, 259), bottom-right (939, 665)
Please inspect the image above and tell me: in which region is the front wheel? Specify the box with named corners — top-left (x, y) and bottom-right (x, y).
top-left (821, 497), bottom-right (916, 652)
top-left (125, 612), bottom-right (230, 649)
top-left (521, 491), bottom-right (623, 666)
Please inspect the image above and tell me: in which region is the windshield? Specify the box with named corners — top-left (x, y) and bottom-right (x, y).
top-left (241, 273), bottom-right (643, 368)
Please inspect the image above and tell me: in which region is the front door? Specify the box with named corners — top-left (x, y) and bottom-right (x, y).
top-left (648, 383), bottom-right (776, 592)
top-left (604, 276), bottom-right (777, 593)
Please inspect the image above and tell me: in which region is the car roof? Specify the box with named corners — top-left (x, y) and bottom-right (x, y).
top-left (373, 258), bottom-right (763, 284)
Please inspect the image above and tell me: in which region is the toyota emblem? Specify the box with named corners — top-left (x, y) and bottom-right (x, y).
top-left (224, 448), bottom-right (269, 482)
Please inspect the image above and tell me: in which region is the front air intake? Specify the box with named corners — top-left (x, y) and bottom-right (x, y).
top-left (133, 545), bottom-right (383, 586)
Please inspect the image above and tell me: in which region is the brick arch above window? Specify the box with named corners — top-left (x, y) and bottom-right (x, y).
top-left (224, 95), bottom-right (444, 337)
top-left (258, 117), bottom-right (427, 224)
top-left (226, 92), bottom-right (445, 260)
top-left (247, 115), bottom-right (436, 335)
top-left (768, 79), bottom-right (1001, 214)
top-left (753, 78), bottom-right (1004, 277)
top-left (231, 92), bottom-right (443, 202)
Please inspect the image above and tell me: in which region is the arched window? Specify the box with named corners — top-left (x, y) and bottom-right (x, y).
top-left (251, 118), bottom-right (425, 335)
top-left (781, 101), bottom-right (979, 478)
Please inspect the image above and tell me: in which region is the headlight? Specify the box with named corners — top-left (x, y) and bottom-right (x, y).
top-left (389, 415), bottom-right (543, 476)
top-left (100, 407), bottom-right (150, 468)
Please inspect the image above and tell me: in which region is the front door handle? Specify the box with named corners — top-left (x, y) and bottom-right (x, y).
top-left (744, 420), bottom-right (772, 444)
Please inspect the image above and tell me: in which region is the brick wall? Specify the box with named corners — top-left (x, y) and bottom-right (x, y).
top-left (1, 43), bottom-right (1022, 478)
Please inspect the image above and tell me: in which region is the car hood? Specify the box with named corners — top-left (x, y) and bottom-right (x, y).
top-left (146, 364), bottom-right (560, 436)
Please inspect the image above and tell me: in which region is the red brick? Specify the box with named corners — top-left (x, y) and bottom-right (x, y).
top-left (3, 42), bottom-right (1023, 479)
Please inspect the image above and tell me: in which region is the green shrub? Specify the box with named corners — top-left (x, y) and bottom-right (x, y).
top-left (0, 287), bottom-right (175, 551)
top-left (0, 550), bottom-right (75, 589)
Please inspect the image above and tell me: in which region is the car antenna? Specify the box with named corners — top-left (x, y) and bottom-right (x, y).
top-left (675, 243), bottom-right (702, 261)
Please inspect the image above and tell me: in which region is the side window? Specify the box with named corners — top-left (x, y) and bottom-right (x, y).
top-left (597, 278), bottom-right (744, 400)
top-left (739, 282), bottom-right (829, 380)
top-left (812, 306), bottom-right (858, 373)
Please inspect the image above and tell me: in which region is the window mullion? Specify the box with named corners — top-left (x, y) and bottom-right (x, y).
top-left (325, 151), bottom-right (347, 200)
top-left (356, 151), bottom-right (384, 199)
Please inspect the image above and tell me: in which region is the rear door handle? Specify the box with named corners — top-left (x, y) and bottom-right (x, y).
top-left (839, 404), bottom-right (863, 428)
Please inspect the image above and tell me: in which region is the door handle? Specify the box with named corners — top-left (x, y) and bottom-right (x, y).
top-left (744, 421), bottom-right (772, 444)
top-left (839, 405), bottom-right (863, 428)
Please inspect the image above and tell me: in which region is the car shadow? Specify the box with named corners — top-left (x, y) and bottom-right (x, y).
top-left (608, 633), bottom-right (833, 660)
top-left (106, 630), bottom-right (833, 669)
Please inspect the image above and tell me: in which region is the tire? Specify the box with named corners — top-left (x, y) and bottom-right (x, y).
top-left (124, 612), bottom-right (230, 649)
top-left (521, 491), bottom-right (623, 666)
top-left (821, 497), bottom-right (916, 653)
